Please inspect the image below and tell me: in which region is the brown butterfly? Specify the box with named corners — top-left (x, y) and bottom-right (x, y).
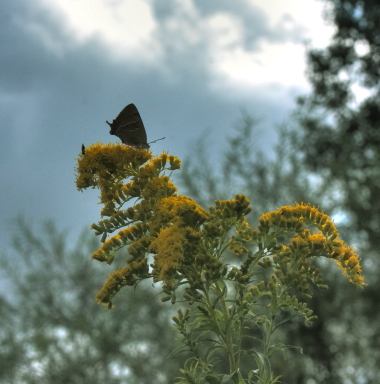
top-left (106, 104), bottom-right (150, 149)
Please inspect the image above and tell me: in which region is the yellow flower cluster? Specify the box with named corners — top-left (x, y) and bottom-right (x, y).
top-left (77, 144), bottom-right (244, 306)
top-left (75, 142), bottom-right (152, 191)
top-left (95, 258), bottom-right (150, 308)
top-left (258, 203), bottom-right (365, 288)
top-left (75, 144), bottom-right (184, 306)
top-left (75, 145), bottom-right (365, 310)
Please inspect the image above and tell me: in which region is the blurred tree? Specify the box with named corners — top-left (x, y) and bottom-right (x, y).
top-left (179, 114), bottom-right (323, 216)
top-left (0, 218), bottom-right (183, 384)
top-left (291, 1), bottom-right (380, 381)
top-left (295, 0), bottom-right (380, 250)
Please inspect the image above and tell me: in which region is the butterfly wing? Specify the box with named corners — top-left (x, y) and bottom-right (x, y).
top-left (106, 104), bottom-right (149, 148)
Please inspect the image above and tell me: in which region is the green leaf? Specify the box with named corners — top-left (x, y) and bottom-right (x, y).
top-left (272, 314), bottom-right (299, 331)
top-left (220, 370), bottom-right (246, 384)
top-left (166, 344), bottom-right (190, 359)
top-left (267, 343), bottom-right (303, 358)
top-left (247, 351), bottom-right (274, 384)
top-left (204, 373), bottom-right (222, 384)
top-left (270, 291), bottom-right (278, 318)
top-left (220, 373), bottom-right (235, 384)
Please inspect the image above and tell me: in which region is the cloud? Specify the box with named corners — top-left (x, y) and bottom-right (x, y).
top-left (0, 0), bottom-right (321, 249)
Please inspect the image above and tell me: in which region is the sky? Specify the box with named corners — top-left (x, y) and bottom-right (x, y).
top-left (0, 0), bottom-right (335, 252)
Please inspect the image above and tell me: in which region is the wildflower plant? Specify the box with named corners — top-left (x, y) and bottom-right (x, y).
top-left (75, 143), bottom-right (365, 384)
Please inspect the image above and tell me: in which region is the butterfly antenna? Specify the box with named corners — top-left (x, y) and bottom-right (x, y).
top-left (148, 137), bottom-right (165, 145)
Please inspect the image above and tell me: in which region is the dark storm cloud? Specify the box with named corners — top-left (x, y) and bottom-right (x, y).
top-left (0, 0), bottom-right (308, 249)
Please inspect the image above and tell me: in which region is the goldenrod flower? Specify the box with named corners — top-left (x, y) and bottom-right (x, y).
top-left (76, 138), bottom-right (366, 383)
top-left (258, 203), bottom-right (365, 289)
top-left (76, 145), bottom-right (365, 311)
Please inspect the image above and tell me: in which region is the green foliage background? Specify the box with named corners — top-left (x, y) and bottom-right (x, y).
top-left (0, 219), bottom-right (184, 383)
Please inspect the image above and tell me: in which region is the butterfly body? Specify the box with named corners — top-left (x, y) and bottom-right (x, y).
top-left (106, 104), bottom-right (150, 149)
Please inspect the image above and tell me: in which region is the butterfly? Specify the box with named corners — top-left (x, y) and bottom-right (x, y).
top-left (106, 104), bottom-right (150, 149)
